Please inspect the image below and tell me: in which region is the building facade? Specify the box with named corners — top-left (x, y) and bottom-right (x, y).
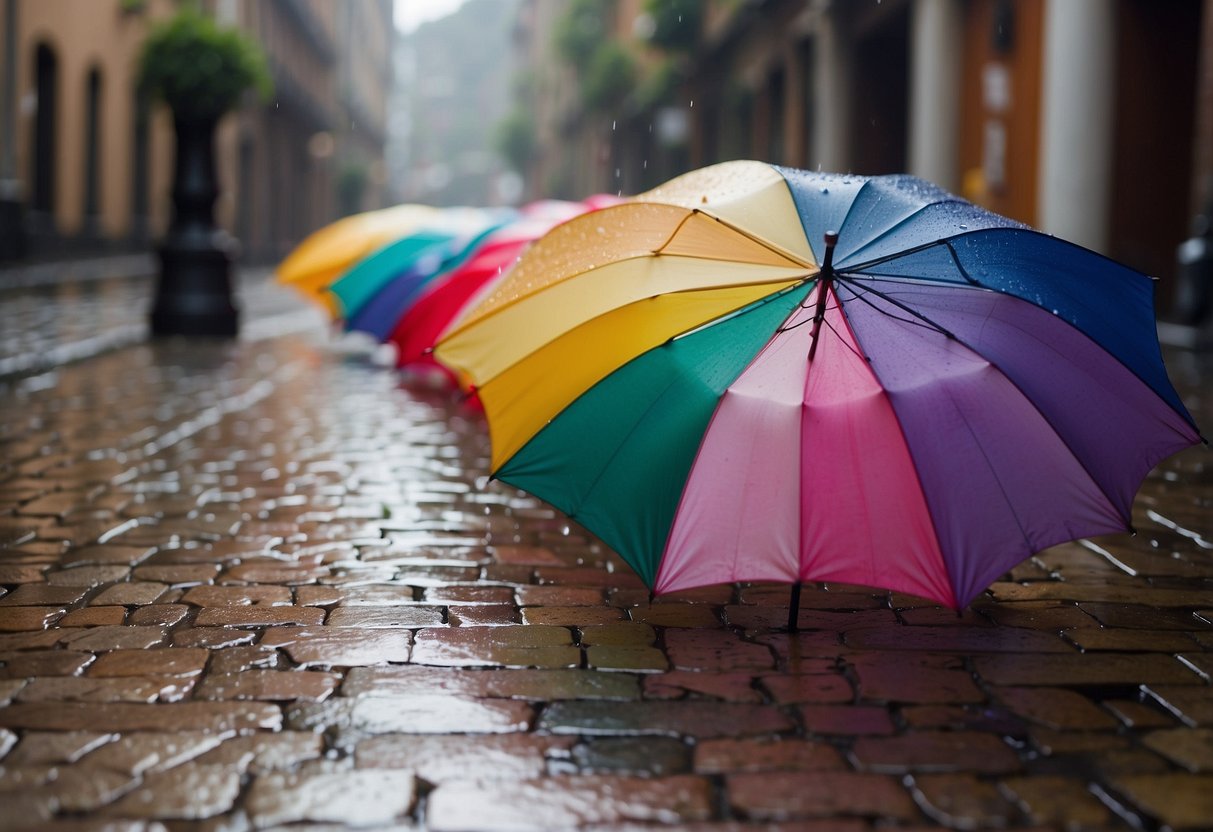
top-left (514, 0), bottom-right (1212, 309)
top-left (0, 0), bottom-right (394, 265)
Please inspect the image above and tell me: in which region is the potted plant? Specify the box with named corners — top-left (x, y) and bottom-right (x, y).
top-left (137, 6), bottom-right (270, 336)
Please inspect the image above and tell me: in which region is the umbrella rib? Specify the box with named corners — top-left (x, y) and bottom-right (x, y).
top-left (834, 276), bottom-right (959, 341)
top-left (839, 276), bottom-right (1138, 533)
top-left (851, 241), bottom-right (1204, 437)
top-left (655, 209), bottom-right (816, 269)
top-left (839, 234), bottom-right (983, 280)
top-left (819, 315), bottom-right (871, 365)
top-left (445, 254), bottom-right (813, 345)
top-left (829, 295), bottom-right (961, 608)
top-left (832, 188), bottom-right (974, 268)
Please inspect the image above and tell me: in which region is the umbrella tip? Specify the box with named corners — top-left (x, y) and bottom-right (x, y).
top-left (821, 232), bottom-right (839, 274)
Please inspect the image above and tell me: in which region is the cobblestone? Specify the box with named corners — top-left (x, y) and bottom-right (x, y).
top-left (427, 774), bottom-right (714, 830)
top-left (0, 272), bottom-right (1210, 828)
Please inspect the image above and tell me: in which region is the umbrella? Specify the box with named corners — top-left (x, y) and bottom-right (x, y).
top-left (435, 160), bottom-right (1203, 622)
top-left (387, 199), bottom-right (615, 374)
top-left (276, 203), bottom-right (442, 312)
top-left (331, 208), bottom-right (514, 340)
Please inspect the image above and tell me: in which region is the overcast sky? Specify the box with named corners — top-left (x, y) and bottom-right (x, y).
top-left (394, 0), bottom-right (469, 34)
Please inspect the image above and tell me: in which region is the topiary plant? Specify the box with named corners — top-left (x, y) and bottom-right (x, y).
top-left (137, 6), bottom-right (271, 122)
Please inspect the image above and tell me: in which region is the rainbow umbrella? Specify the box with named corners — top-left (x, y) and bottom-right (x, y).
top-left (331, 208), bottom-right (515, 339)
top-left (276, 204), bottom-right (441, 312)
top-left (387, 199), bottom-right (615, 374)
top-left (435, 161), bottom-right (1202, 621)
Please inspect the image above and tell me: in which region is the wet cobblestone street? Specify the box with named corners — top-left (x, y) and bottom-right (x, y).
top-left (1, 272), bottom-right (1211, 831)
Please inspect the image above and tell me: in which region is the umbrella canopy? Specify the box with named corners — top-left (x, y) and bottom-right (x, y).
top-left (332, 208), bottom-right (514, 339)
top-left (276, 203), bottom-right (442, 311)
top-left (387, 199), bottom-right (610, 372)
top-left (435, 161), bottom-right (1202, 609)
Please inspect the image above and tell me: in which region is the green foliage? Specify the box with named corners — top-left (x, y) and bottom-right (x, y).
top-left (581, 42), bottom-right (637, 112)
top-left (635, 57), bottom-right (682, 110)
top-left (495, 108), bottom-right (536, 173)
top-left (137, 7), bottom-right (271, 121)
top-left (554, 0), bottom-right (614, 75)
top-left (643, 0), bottom-right (702, 52)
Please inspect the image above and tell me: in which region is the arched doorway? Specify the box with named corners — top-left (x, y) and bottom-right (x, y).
top-left (130, 82), bottom-right (151, 243)
top-left (82, 66), bottom-right (102, 238)
top-left (30, 42), bottom-right (58, 232)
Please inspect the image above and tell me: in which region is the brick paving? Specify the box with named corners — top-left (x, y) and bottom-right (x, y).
top-left (0, 271), bottom-right (1211, 830)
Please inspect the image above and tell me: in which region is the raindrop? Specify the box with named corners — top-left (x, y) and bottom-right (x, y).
top-left (820, 187), bottom-right (829, 195)
top-left (612, 120), bottom-right (616, 131)
top-left (643, 159), bottom-right (648, 169)
top-left (689, 100), bottom-right (694, 108)
top-left (959, 224), bottom-right (968, 229)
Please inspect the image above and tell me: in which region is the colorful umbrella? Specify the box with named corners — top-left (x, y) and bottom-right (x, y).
top-left (435, 160), bottom-right (1202, 618)
top-left (276, 203), bottom-right (441, 312)
top-left (387, 199), bottom-right (611, 374)
top-left (331, 208), bottom-right (514, 340)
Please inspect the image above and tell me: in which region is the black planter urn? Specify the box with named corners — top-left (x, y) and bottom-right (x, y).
top-left (150, 114), bottom-right (239, 337)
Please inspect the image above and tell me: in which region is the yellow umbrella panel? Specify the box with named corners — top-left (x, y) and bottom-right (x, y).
top-left (435, 190), bottom-right (818, 471)
top-left (276, 204), bottom-right (441, 310)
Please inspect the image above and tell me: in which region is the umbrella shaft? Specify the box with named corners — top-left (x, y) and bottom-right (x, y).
top-left (807, 276), bottom-right (832, 363)
top-left (807, 231), bottom-right (839, 364)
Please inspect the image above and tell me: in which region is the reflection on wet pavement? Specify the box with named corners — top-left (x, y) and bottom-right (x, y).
top-left (0, 276), bottom-right (1211, 829)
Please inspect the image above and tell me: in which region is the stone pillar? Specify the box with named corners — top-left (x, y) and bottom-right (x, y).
top-left (811, 5), bottom-right (852, 173)
top-left (783, 41), bottom-right (809, 169)
top-left (1037, 0), bottom-right (1116, 252)
top-left (908, 0), bottom-right (962, 190)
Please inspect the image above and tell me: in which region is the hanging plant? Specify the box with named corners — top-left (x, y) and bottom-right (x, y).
top-left (582, 42), bottom-right (637, 114)
top-left (554, 0), bottom-right (614, 75)
top-left (137, 6), bottom-right (271, 122)
top-left (642, 0), bottom-right (702, 53)
top-left (495, 107), bottom-right (537, 174)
